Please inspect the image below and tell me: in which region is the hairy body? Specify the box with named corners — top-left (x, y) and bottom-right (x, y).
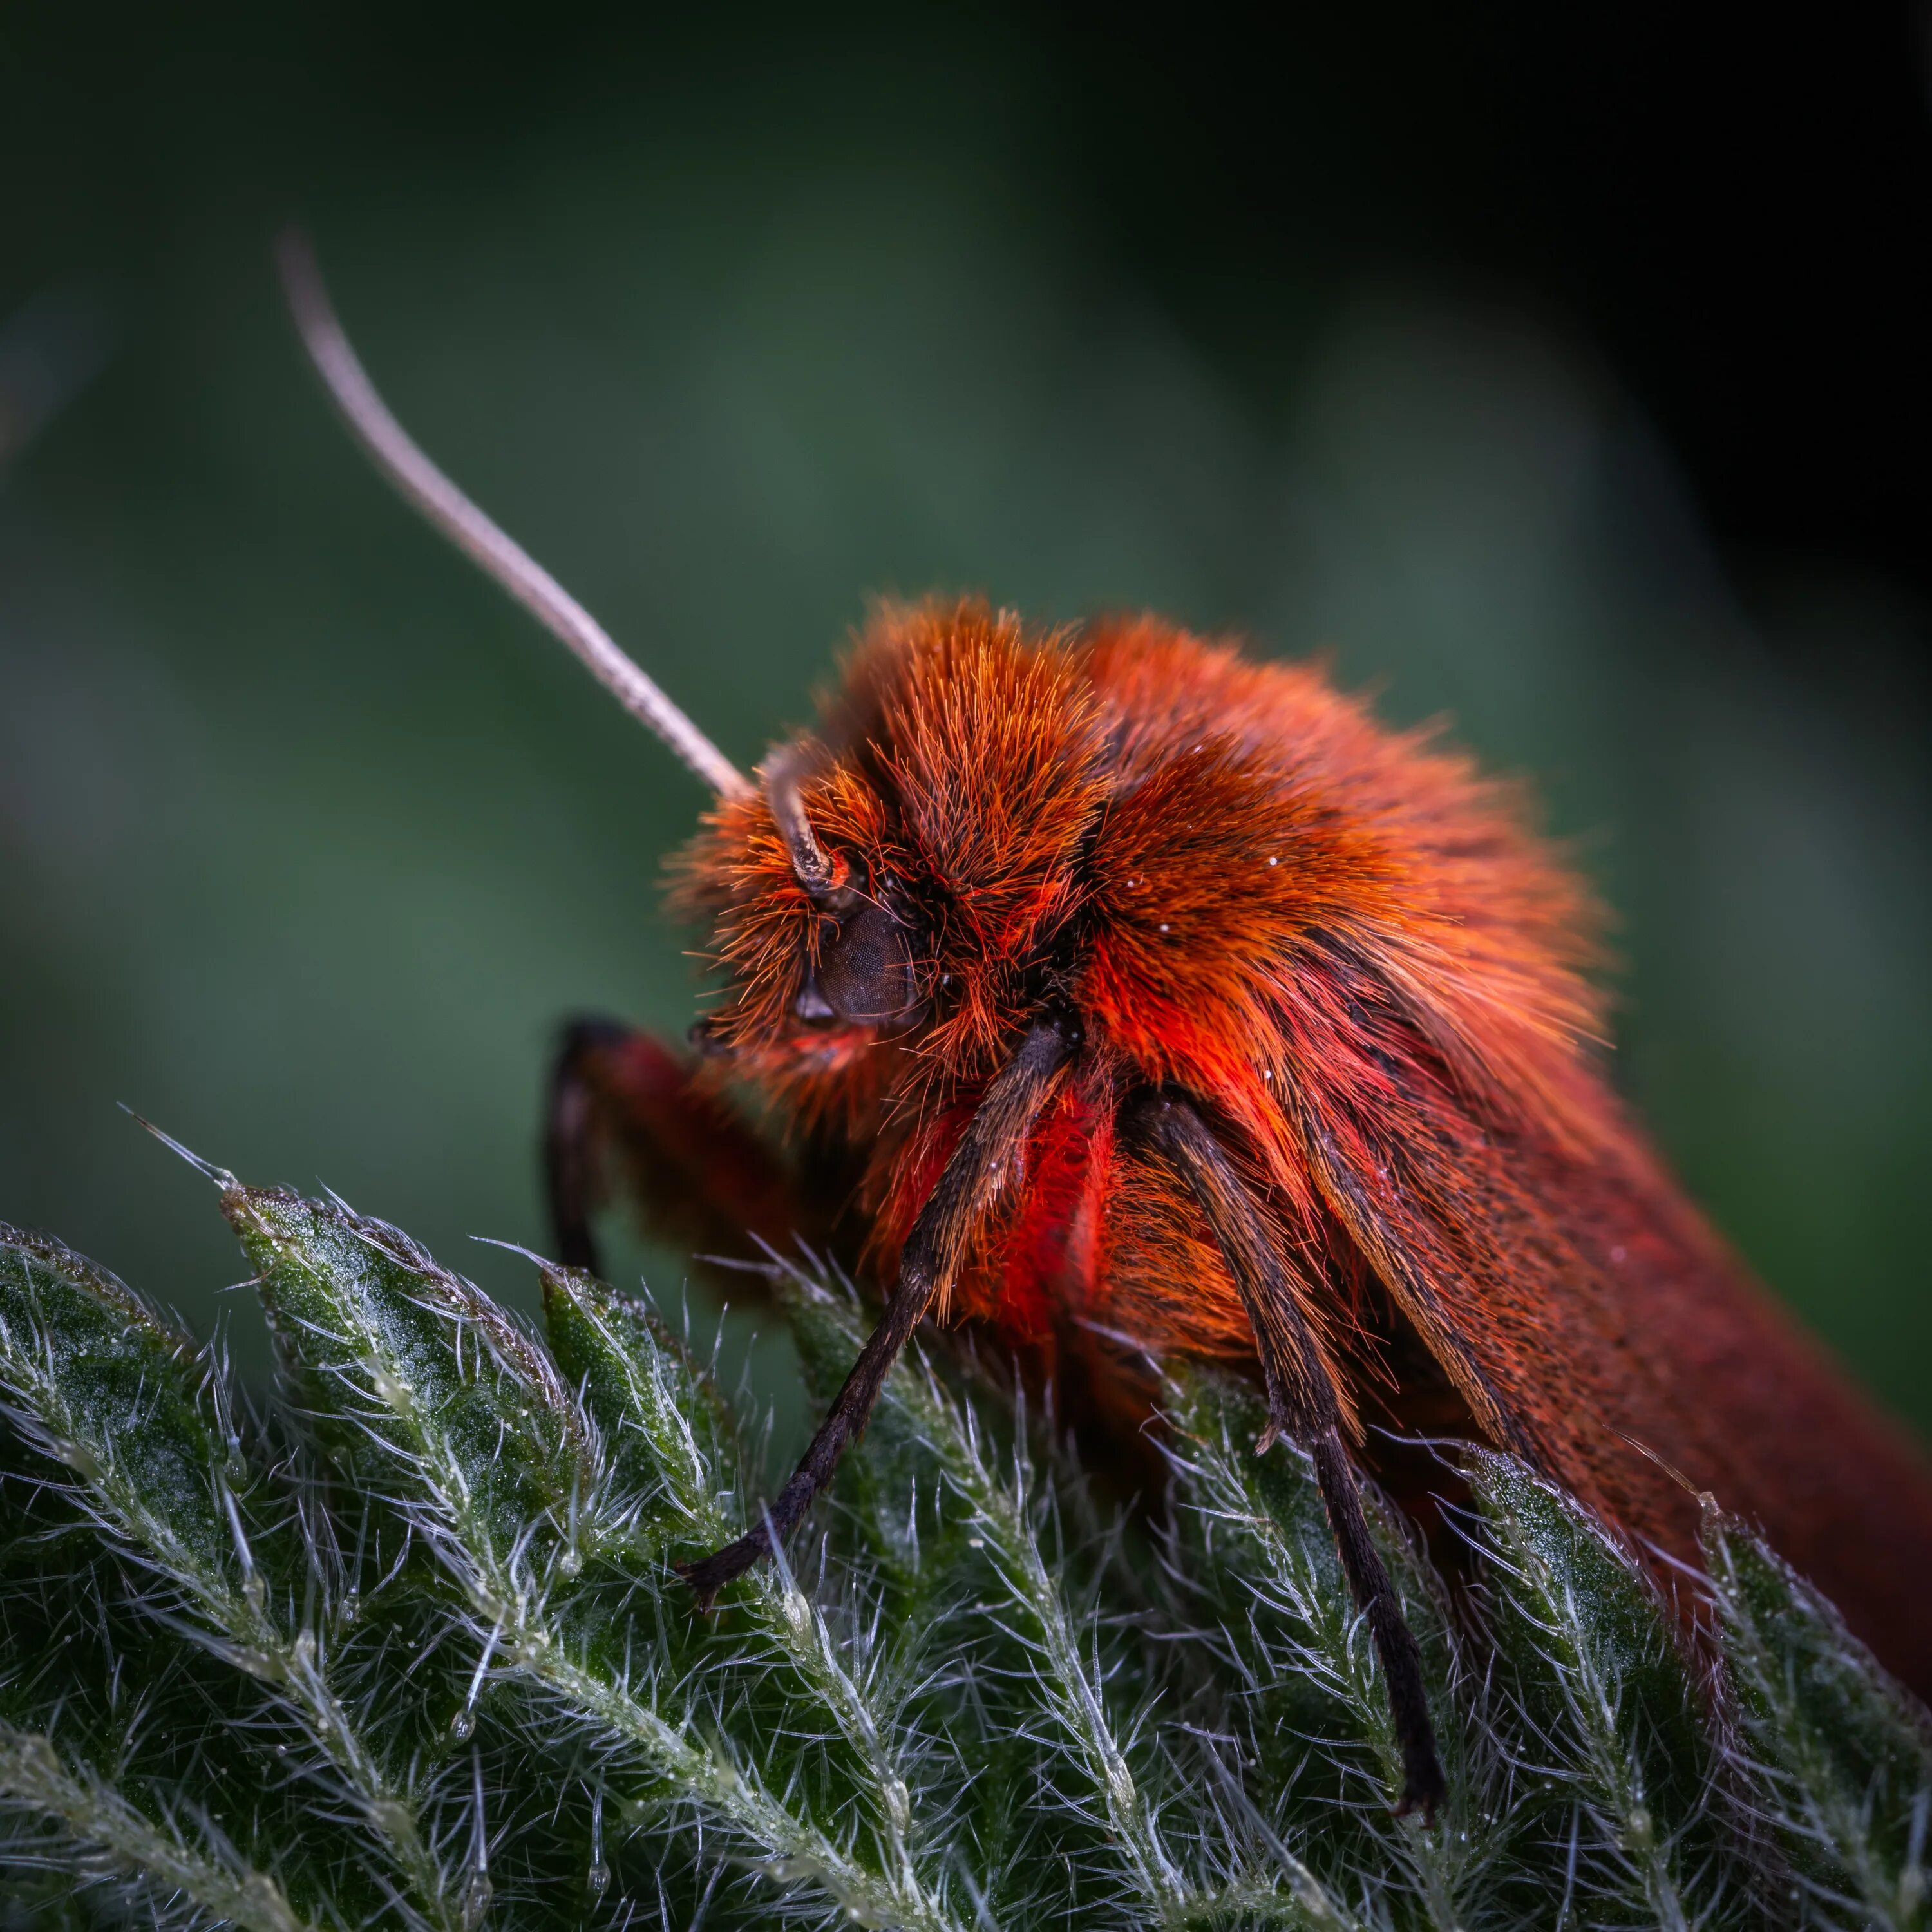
top-left (278, 243), bottom-right (1932, 1818)
top-left (645, 600), bottom-right (1932, 1697)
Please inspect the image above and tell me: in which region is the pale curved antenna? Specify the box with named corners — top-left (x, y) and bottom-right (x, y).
top-left (275, 229), bottom-right (750, 798)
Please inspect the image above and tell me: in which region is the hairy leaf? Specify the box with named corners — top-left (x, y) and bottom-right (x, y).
top-left (1, 1187), bottom-right (1927, 1931)
top-left (1705, 1504), bottom-right (1931, 1931)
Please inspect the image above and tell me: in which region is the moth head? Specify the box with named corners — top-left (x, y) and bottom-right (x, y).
top-left (669, 732), bottom-right (936, 1092)
top-left (676, 595), bottom-right (1104, 1090)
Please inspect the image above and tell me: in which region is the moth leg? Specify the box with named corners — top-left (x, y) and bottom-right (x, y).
top-left (543, 1016), bottom-right (803, 1278)
top-left (1142, 1094), bottom-right (1448, 1823)
top-left (679, 1012), bottom-right (1075, 1604)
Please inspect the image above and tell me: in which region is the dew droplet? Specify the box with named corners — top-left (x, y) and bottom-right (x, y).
top-left (1159, 923), bottom-right (1170, 933)
top-left (337, 1590), bottom-right (361, 1629)
top-left (459, 1871), bottom-right (492, 1930)
top-left (450, 1709), bottom-right (475, 1741)
top-left (1267, 854), bottom-right (1278, 866)
top-left (557, 1546), bottom-right (582, 1578)
top-left (585, 1781), bottom-right (610, 1894)
top-left (967, 1536), bottom-right (985, 1549)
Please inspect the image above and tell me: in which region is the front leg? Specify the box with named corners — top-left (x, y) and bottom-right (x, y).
top-left (543, 1016), bottom-right (806, 1278)
top-left (1141, 1094), bottom-right (1448, 1823)
top-left (679, 1012), bottom-right (1076, 1602)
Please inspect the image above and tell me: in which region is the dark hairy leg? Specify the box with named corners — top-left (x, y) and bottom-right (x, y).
top-left (543, 1016), bottom-right (806, 1280)
top-left (679, 1012), bottom-right (1076, 1604)
top-left (1141, 1094), bottom-right (1447, 1823)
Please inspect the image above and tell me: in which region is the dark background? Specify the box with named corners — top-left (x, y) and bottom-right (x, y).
top-left (3, 5), bottom-right (1928, 1437)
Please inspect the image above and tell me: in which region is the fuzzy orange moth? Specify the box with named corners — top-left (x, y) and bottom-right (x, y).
top-left (278, 236), bottom-right (1932, 1819)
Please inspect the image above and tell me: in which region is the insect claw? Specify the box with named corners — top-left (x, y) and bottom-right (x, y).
top-left (1392, 1742), bottom-right (1447, 1826)
top-left (675, 1527), bottom-right (772, 1608)
top-left (1253, 1419), bottom-right (1283, 1455)
top-left (1393, 1777), bottom-right (1443, 1828)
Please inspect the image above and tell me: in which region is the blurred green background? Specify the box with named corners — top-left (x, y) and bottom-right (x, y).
top-left (2, 6), bottom-right (1927, 1436)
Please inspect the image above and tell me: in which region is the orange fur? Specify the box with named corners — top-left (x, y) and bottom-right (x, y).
top-left (674, 598), bottom-right (1932, 1693)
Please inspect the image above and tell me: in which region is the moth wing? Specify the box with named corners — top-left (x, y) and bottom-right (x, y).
top-left (1276, 956), bottom-right (1932, 1693)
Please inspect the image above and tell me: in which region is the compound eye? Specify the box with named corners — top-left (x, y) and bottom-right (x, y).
top-left (811, 899), bottom-right (920, 1025)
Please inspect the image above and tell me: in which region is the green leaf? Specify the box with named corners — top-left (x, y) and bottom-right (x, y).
top-left (544, 1260), bottom-right (971, 1931)
top-left (1705, 1503), bottom-right (1932, 1930)
top-left (0, 1724), bottom-right (313, 1932)
top-left (541, 1262), bottom-right (742, 1559)
top-left (231, 1187), bottom-right (983, 1931)
top-left (0, 1220), bottom-right (455, 1929)
top-left (1162, 1367), bottom-right (1494, 1921)
top-left (1468, 1450), bottom-right (1745, 1927)
top-left (228, 1186), bottom-right (594, 1584)
top-left (2, 1184), bottom-right (1927, 1929)
top-left (0, 1225), bottom-right (242, 1627)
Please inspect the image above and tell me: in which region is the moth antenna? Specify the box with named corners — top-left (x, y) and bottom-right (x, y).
top-left (274, 228), bottom-right (750, 799)
top-left (763, 740), bottom-right (840, 898)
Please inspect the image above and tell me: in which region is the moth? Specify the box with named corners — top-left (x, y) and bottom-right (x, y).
top-left (278, 236), bottom-right (1932, 1818)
